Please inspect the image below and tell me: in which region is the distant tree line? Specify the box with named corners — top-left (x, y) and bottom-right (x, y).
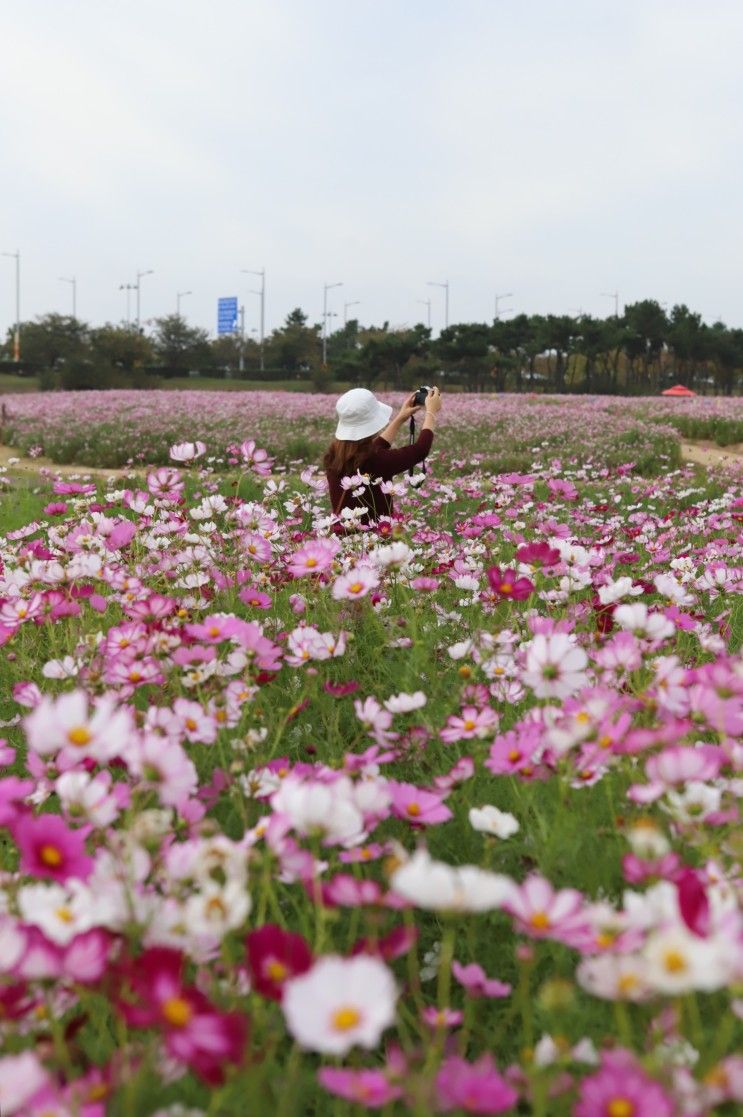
top-left (1, 299), bottom-right (741, 394)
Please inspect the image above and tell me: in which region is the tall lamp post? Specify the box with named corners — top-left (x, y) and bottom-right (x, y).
top-left (136, 269), bottom-right (154, 330)
top-left (601, 290), bottom-right (620, 318)
top-left (426, 279), bottom-right (449, 330)
top-left (494, 292), bottom-right (513, 320)
top-left (323, 281), bottom-right (342, 365)
top-left (176, 290), bottom-right (192, 317)
top-left (417, 298), bottom-right (432, 328)
top-left (2, 250), bottom-right (20, 361)
top-left (119, 283), bottom-right (136, 326)
top-left (59, 276), bottom-right (77, 318)
top-left (241, 268), bottom-right (266, 371)
top-left (343, 300), bottom-right (360, 326)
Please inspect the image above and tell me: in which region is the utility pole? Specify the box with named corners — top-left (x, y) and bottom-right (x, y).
top-left (2, 250), bottom-right (20, 361)
top-left (323, 281), bottom-right (342, 365)
top-left (426, 279), bottom-right (449, 330)
top-left (119, 282), bottom-right (136, 326)
top-left (176, 290), bottom-right (192, 317)
top-left (59, 275), bottom-right (77, 318)
top-left (136, 269), bottom-right (154, 330)
top-left (241, 268), bottom-right (266, 371)
top-left (494, 292), bottom-right (513, 320)
top-left (601, 290), bottom-right (620, 318)
top-left (417, 298), bottom-right (432, 328)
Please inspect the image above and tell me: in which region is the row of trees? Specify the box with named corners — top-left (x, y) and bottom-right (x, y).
top-left (2, 301), bottom-right (742, 393)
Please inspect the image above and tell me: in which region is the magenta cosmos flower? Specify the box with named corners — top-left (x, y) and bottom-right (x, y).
top-left (574, 1049), bottom-right (673, 1117)
top-left (118, 947), bottom-right (247, 1084)
top-left (245, 924), bottom-right (313, 1001)
top-left (486, 566), bottom-right (534, 601)
top-left (13, 813), bottom-right (93, 882)
top-left (436, 1054), bottom-right (518, 1113)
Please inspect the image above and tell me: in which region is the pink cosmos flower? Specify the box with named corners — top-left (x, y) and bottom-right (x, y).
top-left (436, 1054), bottom-right (518, 1113)
top-left (318, 1067), bottom-right (402, 1107)
top-left (333, 566), bottom-right (380, 601)
top-left (574, 1049), bottom-right (673, 1117)
top-left (287, 538), bottom-right (339, 577)
top-left (422, 1006), bottom-right (464, 1028)
top-left (241, 532), bottom-right (273, 563)
top-left (452, 960), bottom-right (512, 998)
top-left (441, 705), bottom-right (499, 743)
top-left (504, 874), bottom-right (588, 945)
top-left (246, 924), bottom-right (313, 1001)
top-left (13, 814), bottom-right (93, 882)
top-left (388, 781), bottom-right (453, 825)
top-left (486, 566), bottom-right (534, 601)
top-left (147, 465), bottom-right (184, 498)
top-left (237, 438), bottom-right (274, 476)
top-left (0, 1050), bottom-right (50, 1115)
top-left (238, 585), bottom-right (273, 609)
top-left (118, 947), bottom-right (247, 1084)
top-left (522, 632), bottom-right (588, 700)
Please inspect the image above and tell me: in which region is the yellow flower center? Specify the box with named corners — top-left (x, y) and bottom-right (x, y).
top-left (305, 557), bottom-right (318, 568)
top-left (67, 726), bottom-right (92, 747)
top-left (265, 960), bottom-right (288, 983)
top-left (598, 734), bottom-right (613, 748)
top-left (499, 582), bottom-right (513, 594)
top-left (39, 844), bottom-right (63, 868)
top-left (663, 949), bottom-right (687, 974)
top-left (607, 1100), bottom-right (635, 1117)
top-left (406, 802), bottom-right (421, 817)
top-left (161, 997), bottom-right (193, 1028)
top-left (463, 719), bottom-right (477, 731)
top-left (331, 1006), bottom-right (361, 1032)
top-left (208, 626), bottom-right (221, 636)
top-left (529, 911), bottom-right (550, 930)
top-left (349, 582), bottom-right (364, 594)
top-left (56, 906), bottom-right (74, 923)
top-left (576, 711), bottom-right (590, 724)
top-left (617, 973), bottom-right (639, 995)
top-left (508, 749), bottom-right (521, 763)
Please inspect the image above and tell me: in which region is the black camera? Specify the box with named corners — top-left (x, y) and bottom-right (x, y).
top-left (413, 385), bottom-right (431, 407)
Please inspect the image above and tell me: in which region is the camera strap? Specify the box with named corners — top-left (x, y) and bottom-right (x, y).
top-left (408, 416), bottom-right (426, 478)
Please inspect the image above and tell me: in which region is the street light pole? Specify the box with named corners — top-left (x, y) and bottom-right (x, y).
top-left (59, 276), bottom-right (77, 318)
top-left (601, 290), bottom-right (620, 318)
top-left (494, 292), bottom-right (513, 320)
top-left (239, 304), bottom-right (245, 373)
top-left (417, 298), bottom-right (432, 329)
top-left (176, 290), bottom-right (192, 317)
top-left (241, 268), bottom-right (266, 371)
top-left (426, 279), bottom-right (449, 330)
top-left (2, 250), bottom-right (20, 361)
top-left (343, 300), bottom-right (360, 326)
top-left (136, 269), bottom-right (154, 330)
top-left (323, 281), bottom-right (343, 365)
top-left (119, 283), bottom-right (136, 326)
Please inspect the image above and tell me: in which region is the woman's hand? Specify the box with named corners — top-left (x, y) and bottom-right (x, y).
top-left (396, 392), bottom-right (422, 421)
top-left (425, 386), bottom-right (442, 414)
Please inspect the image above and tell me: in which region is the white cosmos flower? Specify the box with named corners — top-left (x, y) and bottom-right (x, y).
top-left (597, 576), bottom-right (644, 605)
top-left (0, 917), bottom-right (26, 973)
top-left (271, 775), bottom-right (366, 847)
top-left (614, 602), bottom-right (675, 642)
top-left (0, 1051), bottom-right (49, 1115)
top-left (169, 440), bottom-right (206, 462)
top-left (390, 847), bottom-right (512, 912)
top-left (643, 925), bottom-right (731, 994)
top-left (468, 805), bottom-right (520, 839)
top-left (522, 633), bottom-right (588, 700)
top-left (183, 881), bottom-right (251, 936)
top-left (282, 954), bottom-right (397, 1055)
top-left (384, 691), bottom-right (427, 714)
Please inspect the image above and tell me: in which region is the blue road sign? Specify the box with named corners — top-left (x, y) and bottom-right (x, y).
top-left (217, 296), bottom-right (239, 335)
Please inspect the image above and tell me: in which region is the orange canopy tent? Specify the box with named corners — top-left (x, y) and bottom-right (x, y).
top-left (661, 384), bottom-right (696, 397)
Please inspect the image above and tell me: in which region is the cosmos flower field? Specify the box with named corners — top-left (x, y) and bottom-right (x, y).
top-left (0, 392), bottom-right (742, 1116)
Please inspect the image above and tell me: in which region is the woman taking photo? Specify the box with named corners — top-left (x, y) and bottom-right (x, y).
top-left (324, 386), bottom-right (442, 525)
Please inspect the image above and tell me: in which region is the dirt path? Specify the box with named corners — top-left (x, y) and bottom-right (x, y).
top-left (1, 439), bottom-right (741, 481)
top-left (0, 443), bottom-right (136, 481)
top-left (680, 440), bottom-right (743, 469)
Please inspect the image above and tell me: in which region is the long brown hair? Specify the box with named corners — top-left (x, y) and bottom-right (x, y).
top-left (323, 436), bottom-right (375, 477)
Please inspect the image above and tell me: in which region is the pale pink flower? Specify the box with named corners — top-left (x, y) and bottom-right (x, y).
top-left (24, 691), bottom-right (133, 763)
top-left (504, 874), bottom-right (588, 944)
top-left (522, 633), bottom-right (588, 699)
top-left (169, 440), bottom-right (206, 462)
top-left (441, 704), bottom-right (499, 743)
top-left (286, 538), bottom-right (339, 577)
top-left (332, 566), bottom-right (380, 600)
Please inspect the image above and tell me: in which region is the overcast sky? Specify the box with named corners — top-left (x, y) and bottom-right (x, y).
top-left (2, 0), bottom-right (742, 339)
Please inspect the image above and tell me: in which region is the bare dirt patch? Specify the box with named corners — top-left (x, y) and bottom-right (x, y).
top-left (0, 444), bottom-right (136, 481)
top-left (680, 440), bottom-right (743, 469)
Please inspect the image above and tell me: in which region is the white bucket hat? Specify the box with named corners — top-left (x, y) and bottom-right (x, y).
top-left (334, 388), bottom-right (393, 441)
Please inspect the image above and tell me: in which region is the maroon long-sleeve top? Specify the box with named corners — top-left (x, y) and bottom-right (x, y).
top-left (326, 428), bottom-right (434, 522)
